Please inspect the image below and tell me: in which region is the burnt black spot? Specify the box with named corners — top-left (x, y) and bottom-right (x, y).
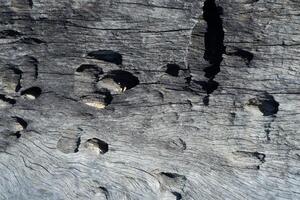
top-left (258, 94), bottom-right (279, 116)
top-left (21, 87), bottom-right (42, 98)
top-left (165, 64), bottom-right (180, 77)
top-left (0, 30), bottom-right (22, 39)
top-left (105, 70), bottom-right (139, 90)
top-left (87, 50), bottom-right (122, 65)
top-left (197, 80), bottom-right (219, 94)
top-left (0, 94), bottom-right (16, 105)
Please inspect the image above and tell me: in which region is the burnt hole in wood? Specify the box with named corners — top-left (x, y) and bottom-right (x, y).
top-left (171, 192), bottom-right (182, 200)
top-left (20, 37), bottom-right (46, 44)
top-left (0, 94), bottom-right (16, 105)
top-left (0, 29), bottom-right (22, 39)
top-left (198, 80), bottom-right (219, 94)
top-left (203, 0), bottom-right (225, 66)
top-left (21, 87), bottom-right (42, 99)
top-left (258, 95), bottom-right (279, 116)
top-left (105, 70), bottom-right (139, 91)
top-left (87, 50), bottom-right (122, 65)
top-left (12, 116), bottom-right (28, 129)
top-left (165, 64), bottom-right (180, 77)
top-left (14, 131), bottom-right (21, 138)
top-left (84, 138), bottom-right (109, 154)
top-left (201, 0), bottom-right (224, 104)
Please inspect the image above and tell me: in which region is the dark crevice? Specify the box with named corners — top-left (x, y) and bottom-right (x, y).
top-left (12, 117), bottom-right (28, 130)
top-left (165, 64), bottom-right (181, 77)
top-left (76, 64), bottom-right (103, 79)
top-left (0, 30), bottom-right (22, 39)
top-left (74, 137), bottom-right (81, 153)
top-left (171, 192), bottom-right (182, 200)
top-left (20, 37), bottom-right (46, 44)
top-left (25, 56), bottom-right (39, 79)
top-left (248, 94), bottom-right (279, 116)
top-left (98, 187), bottom-right (109, 200)
top-left (201, 0), bottom-right (225, 105)
top-left (253, 152), bottom-right (266, 163)
top-left (104, 70), bottom-right (139, 91)
top-left (258, 94), bottom-right (279, 116)
top-left (160, 172), bottom-right (186, 180)
top-left (227, 48), bottom-right (254, 65)
top-left (84, 138), bottom-right (109, 154)
top-left (7, 66), bottom-right (23, 92)
top-left (28, 0), bottom-right (33, 8)
top-left (21, 87), bottom-right (42, 99)
top-left (0, 94), bottom-right (16, 105)
top-left (87, 50), bottom-right (122, 65)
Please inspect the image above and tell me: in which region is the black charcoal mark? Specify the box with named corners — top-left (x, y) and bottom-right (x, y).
top-left (87, 50), bottom-right (122, 65)
top-left (14, 131), bottom-right (21, 138)
top-left (0, 94), bottom-right (16, 105)
top-left (84, 138), bottom-right (109, 154)
top-left (20, 37), bottom-right (46, 44)
top-left (20, 86), bottom-right (42, 99)
top-left (165, 64), bottom-right (181, 77)
top-left (171, 192), bottom-right (182, 200)
top-left (258, 94), bottom-right (279, 116)
top-left (0, 30), bottom-right (22, 39)
top-left (105, 70), bottom-right (139, 91)
top-left (12, 116), bottom-right (28, 129)
top-left (197, 80), bottom-right (219, 94)
top-left (248, 94), bottom-right (279, 116)
top-left (201, 0), bottom-right (225, 105)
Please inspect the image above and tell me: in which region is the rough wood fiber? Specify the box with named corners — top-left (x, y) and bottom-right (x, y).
top-left (0, 0), bottom-right (299, 199)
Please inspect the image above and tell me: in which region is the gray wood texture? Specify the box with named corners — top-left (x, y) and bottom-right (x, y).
top-left (0, 0), bottom-right (299, 199)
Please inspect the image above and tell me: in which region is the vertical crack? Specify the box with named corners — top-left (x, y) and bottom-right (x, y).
top-left (202, 0), bottom-right (225, 105)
